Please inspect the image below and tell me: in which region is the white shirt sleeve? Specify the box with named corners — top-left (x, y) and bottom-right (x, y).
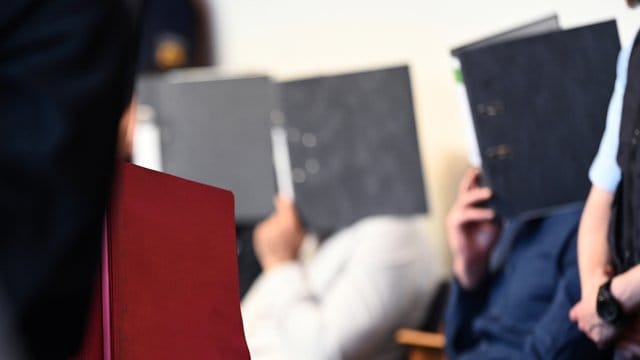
top-left (241, 262), bottom-right (315, 360)
top-left (588, 45), bottom-right (632, 193)
top-left (241, 217), bottom-right (444, 360)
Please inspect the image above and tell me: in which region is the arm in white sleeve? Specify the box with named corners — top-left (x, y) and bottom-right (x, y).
top-left (242, 217), bottom-right (441, 360)
top-left (588, 45), bottom-right (632, 192)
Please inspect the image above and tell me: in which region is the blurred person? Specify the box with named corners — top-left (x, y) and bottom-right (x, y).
top-left (241, 196), bottom-right (447, 360)
top-left (445, 168), bottom-right (607, 359)
top-left (0, 1), bottom-right (137, 358)
top-left (570, 1), bottom-right (640, 357)
top-left (137, 0), bottom-right (212, 72)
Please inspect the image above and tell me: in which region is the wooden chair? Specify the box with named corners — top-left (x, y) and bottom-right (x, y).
top-left (395, 282), bottom-right (449, 360)
top-left (395, 328), bottom-right (445, 360)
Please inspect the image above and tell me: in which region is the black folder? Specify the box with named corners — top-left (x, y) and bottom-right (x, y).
top-left (136, 73), bottom-right (277, 223)
top-left (456, 20), bottom-right (619, 218)
top-left (279, 66), bottom-right (428, 233)
top-left (451, 15), bottom-right (560, 57)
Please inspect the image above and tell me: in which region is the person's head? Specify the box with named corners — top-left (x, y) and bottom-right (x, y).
top-left (628, 0), bottom-right (640, 8)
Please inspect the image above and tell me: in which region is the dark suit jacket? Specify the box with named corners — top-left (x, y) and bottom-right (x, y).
top-left (445, 208), bottom-right (610, 359)
top-left (0, 1), bottom-right (136, 358)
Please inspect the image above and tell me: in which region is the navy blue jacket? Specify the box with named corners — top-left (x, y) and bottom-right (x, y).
top-left (445, 208), bottom-right (610, 359)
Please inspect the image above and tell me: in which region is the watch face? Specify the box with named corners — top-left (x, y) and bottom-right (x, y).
top-left (597, 285), bottom-right (620, 323)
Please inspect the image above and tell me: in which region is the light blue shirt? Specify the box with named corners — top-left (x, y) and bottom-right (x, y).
top-left (588, 45), bottom-right (633, 193)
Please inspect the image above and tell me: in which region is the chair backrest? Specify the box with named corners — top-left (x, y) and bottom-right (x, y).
top-left (419, 281), bottom-right (450, 332)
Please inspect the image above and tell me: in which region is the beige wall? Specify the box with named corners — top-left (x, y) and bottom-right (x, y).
top-left (209, 0), bottom-right (640, 263)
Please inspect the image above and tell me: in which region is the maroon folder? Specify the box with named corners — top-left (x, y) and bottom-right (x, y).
top-left (75, 162), bottom-right (250, 359)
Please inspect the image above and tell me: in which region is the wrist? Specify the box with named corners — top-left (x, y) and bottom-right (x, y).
top-left (261, 254), bottom-right (298, 272)
top-left (589, 267), bottom-right (611, 280)
top-left (453, 256), bottom-right (488, 290)
top-left (582, 271), bottom-right (609, 297)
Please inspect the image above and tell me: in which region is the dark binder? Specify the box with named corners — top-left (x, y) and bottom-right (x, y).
top-left (279, 66), bottom-right (428, 233)
top-left (457, 20), bottom-right (620, 218)
top-left (136, 73), bottom-right (277, 223)
top-left (450, 15), bottom-right (560, 57)
top-left (74, 162), bottom-right (250, 359)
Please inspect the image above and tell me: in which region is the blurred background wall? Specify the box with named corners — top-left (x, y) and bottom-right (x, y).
top-left (204, 0), bottom-right (640, 261)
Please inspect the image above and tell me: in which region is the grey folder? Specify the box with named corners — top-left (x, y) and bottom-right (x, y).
top-left (279, 66), bottom-right (428, 233)
top-left (136, 73), bottom-right (277, 223)
top-left (456, 20), bottom-right (620, 218)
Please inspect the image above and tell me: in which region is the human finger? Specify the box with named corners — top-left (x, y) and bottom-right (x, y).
top-left (457, 207), bottom-right (496, 225)
top-left (569, 304), bottom-right (579, 321)
top-left (457, 187), bottom-right (493, 209)
top-left (458, 168), bottom-right (482, 193)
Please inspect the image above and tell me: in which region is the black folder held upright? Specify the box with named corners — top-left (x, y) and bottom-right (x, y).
top-left (457, 20), bottom-right (619, 218)
top-left (279, 66), bottom-right (428, 234)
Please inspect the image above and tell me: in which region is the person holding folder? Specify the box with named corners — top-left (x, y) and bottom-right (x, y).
top-left (242, 196), bottom-right (445, 360)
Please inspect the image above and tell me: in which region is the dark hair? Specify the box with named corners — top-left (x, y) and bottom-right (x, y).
top-left (629, 0), bottom-right (640, 8)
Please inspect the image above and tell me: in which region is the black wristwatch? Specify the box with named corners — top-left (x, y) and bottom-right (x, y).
top-left (596, 279), bottom-right (625, 326)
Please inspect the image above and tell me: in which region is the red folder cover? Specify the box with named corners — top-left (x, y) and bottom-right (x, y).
top-left (75, 162), bottom-right (250, 359)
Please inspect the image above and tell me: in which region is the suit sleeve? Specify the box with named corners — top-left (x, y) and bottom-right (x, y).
top-left (521, 234), bottom-right (606, 360)
top-left (444, 277), bottom-right (492, 358)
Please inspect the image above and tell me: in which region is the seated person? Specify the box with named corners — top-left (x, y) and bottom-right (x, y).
top-left (444, 168), bottom-right (608, 359)
top-left (241, 196), bottom-right (447, 360)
